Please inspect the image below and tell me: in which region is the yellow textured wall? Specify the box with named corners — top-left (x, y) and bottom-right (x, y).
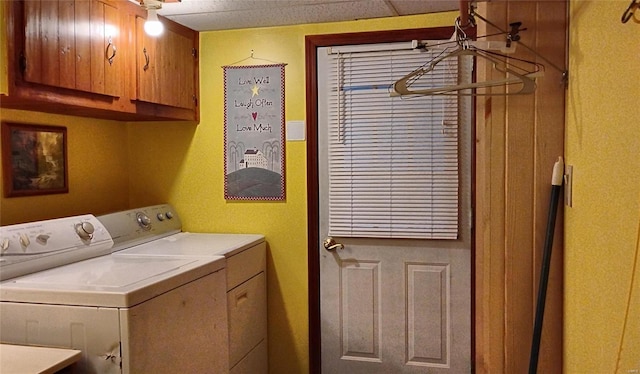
top-left (0, 2), bottom-right (134, 226)
top-left (565, 1), bottom-right (640, 373)
top-left (0, 3), bottom-right (129, 223)
top-left (126, 12), bottom-right (456, 373)
top-left (0, 109), bottom-right (129, 225)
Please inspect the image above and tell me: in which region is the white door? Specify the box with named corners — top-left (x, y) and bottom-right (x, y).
top-left (317, 43), bottom-right (472, 373)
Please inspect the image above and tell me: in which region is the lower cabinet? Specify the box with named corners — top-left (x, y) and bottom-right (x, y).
top-left (225, 243), bottom-right (268, 373)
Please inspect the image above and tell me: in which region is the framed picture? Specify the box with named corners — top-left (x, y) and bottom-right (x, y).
top-left (1, 122), bottom-right (68, 197)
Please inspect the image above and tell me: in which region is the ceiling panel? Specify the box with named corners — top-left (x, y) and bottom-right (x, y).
top-left (156, 0), bottom-right (461, 31)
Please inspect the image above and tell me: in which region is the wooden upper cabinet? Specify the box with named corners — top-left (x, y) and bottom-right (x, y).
top-left (134, 15), bottom-right (198, 110)
top-left (22, 0), bottom-right (124, 97)
top-left (2, 0), bottom-right (199, 121)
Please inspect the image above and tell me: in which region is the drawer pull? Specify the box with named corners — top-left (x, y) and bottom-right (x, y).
top-left (235, 291), bottom-right (249, 306)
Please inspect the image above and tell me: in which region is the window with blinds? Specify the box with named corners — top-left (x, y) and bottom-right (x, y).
top-left (326, 43), bottom-right (471, 240)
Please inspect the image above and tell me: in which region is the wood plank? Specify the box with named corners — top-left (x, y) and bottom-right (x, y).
top-left (58, 0), bottom-right (76, 89)
top-left (136, 15), bottom-right (158, 103)
top-left (504, 2), bottom-right (538, 371)
top-left (90, 0), bottom-right (105, 94)
top-left (103, 1), bottom-right (121, 97)
top-left (475, 2), bottom-right (509, 371)
top-left (531, 1), bottom-right (566, 373)
top-left (486, 2), bottom-right (507, 372)
top-left (23, 0), bottom-right (42, 84)
top-left (171, 30), bottom-right (195, 109)
top-left (158, 28), bottom-right (172, 107)
top-left (175, 31), bottom-right (194, 109)
top-left (123, 11), bottom-right (138, 103)
top-left (40, 0), bottom-right (60, 87)
top-left (74, 0), bottom-right (92, 93)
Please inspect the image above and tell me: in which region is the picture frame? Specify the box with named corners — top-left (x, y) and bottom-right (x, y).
top-left (223, 64), bottom-right (286, 201)
top-left (1, 122), bottom-right (68, 197)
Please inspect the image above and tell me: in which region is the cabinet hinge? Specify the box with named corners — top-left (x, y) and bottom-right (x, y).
top-left (192, 48), bottom-right (198, 58)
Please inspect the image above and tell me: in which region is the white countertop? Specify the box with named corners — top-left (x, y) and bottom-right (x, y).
top-left (0, 344), bottom-right (81, 374)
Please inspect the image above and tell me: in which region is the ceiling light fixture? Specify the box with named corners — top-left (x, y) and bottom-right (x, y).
top-left (144, 8), bottom-right (164, 36)
top-left (140, 0), bottom-right (164, 37)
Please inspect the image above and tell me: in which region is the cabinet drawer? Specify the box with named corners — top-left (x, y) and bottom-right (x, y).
top-left (230, 339), bottom-right (268, 374)
top-left (228, 272), bottom-right (267, 368)
top-left (226, 242), bottom-right (266, 291)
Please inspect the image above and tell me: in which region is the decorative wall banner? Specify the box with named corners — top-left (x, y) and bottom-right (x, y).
top-left (223, 64), bottom-right (286, 200)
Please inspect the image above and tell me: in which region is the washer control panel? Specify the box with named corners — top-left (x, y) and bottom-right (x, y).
top-left (0, 215), bottom-right (114, 281)
top-left (97, 204), bottom-right (181, 252)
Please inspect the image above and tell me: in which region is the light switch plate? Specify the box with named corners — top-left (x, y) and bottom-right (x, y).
top-left (286, 121), bottom-right (305, 141)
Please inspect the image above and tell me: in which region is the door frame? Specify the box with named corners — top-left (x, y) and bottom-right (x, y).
top-left (304, 26), bottom-right (474, 374)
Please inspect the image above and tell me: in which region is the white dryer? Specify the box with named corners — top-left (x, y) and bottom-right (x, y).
top-left (107, 207), bottom-right (268, 374)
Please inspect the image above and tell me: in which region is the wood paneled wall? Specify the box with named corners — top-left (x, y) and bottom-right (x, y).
top-left (474, 1), bottom-right (567, 373)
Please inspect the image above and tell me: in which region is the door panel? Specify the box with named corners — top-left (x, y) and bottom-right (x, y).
top-left (319, 239), bottom-right (470, 373)
top-left (407, 263), bottom-right (448, 366)
top-left (318, 44), bottom-right (472, 373)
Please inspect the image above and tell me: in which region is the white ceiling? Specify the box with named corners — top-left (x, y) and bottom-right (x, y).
top-left (156, 0), bottom-right (461, 32)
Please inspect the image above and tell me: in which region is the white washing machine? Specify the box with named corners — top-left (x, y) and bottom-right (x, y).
top-left (0, 204), bottom-right (263, 373)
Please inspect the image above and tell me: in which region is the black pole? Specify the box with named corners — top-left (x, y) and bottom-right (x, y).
top-left (528, 157), bottom-right (564, 374)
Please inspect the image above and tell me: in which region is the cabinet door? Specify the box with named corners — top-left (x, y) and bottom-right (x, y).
top-left (22, 0), bottom-right (123, 97)
top-left (135, 16), bottom-right (197, 110)
top-left (90, 0), bottom-right (122, 96)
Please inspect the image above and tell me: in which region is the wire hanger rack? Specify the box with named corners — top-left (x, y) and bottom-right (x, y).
top-left (391, 1), bottom-right (568, 97)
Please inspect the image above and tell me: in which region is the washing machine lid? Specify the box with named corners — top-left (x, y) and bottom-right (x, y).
top-left (115, 232), bottom-right (264, 258)
top-left (0, 253), bottom-right (225, 307)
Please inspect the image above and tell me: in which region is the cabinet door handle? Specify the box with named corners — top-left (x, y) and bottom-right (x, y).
top-left (105, 37), bottom-right (116, 66)
top-left (143, 47), bottom-right (150, 71)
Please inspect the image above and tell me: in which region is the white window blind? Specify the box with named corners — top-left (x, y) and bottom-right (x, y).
top-left (327, 43), bottom-right (470, 239)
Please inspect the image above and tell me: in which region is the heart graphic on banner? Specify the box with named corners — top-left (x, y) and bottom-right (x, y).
top-left (252, 112), bottom-right (258, 121)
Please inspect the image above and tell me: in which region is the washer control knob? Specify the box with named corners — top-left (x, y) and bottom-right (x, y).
top-left (75, 222), bottom-right (95, 241)
top-left (136, 212), bottom-right (152, 229)
top-left (1, 238), bottom-right (10, 254)
top-left (165, 211), bottom-right (174, 220)
top-left (157, 213), bottom-right (165, 221)
top-left (19, 233), bottom-right (31, 249)
top-left (36, 234), bottom-right (50, 245)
